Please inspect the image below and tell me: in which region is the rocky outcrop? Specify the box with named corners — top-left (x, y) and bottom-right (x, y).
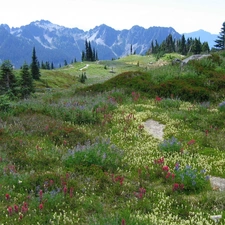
top-left (181, 54), bottom-right (211, 65)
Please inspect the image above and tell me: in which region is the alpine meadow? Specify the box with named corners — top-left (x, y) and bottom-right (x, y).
top-left (0, 20), bottom-right (225, 225)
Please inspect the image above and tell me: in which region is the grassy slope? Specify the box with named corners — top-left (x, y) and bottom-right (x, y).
top-left (1, 52), bottom-right (225, 224)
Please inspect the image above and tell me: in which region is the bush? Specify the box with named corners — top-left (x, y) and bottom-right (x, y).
top-left (174, 164), bottom-right (211, 193)
top-left (158, 136), bottom-right (182, 153)
top-left (63, 138), bottom-right (124, 172)
top-left (158, 98), bottom-right (181, 109)
top-left (218, 101), bottom-right (225, 112)
top-left (0, 94), bottom-right (11, 111)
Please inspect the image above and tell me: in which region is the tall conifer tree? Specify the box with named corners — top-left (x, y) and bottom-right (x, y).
top-left (31, 47), bottom-right (41, 80)
top-left (20, 62), bottom-right (34, 98)
top-left (0, 60), bottom-right (17, 96)
top-left (214, 21), bottom-right (225, 50)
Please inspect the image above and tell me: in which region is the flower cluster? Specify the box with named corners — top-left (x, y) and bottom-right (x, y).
top-left (158, 136), bottom-right (182, 153)
top-left (218, 100), bottom-right (225, 112)
top-left (134, 187), bottom-right (146, 199)
top-left (172, 183), bottom-right (184, 192)
top-left (174, 164), bottom-right (210, 193)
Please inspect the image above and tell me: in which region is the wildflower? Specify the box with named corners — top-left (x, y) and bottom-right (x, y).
top-left (14, 205), bottom-right (19, 213)
top-left (5, 193), bottom-right (10, 200)
top-left (155, 96), bottom-right (162, 102)
top-left (175, 163), bottom-right (180, 171)
top-left (63, 185), bottom-right (67, 196)
top-left (39, 203), bottom-right (43, 210)
top-left (154, 157), bottom-right (164, 165)
top-left (121, 219), bottom-right (126, 225)
top-left (139, 187), bottom-right (146, 194)
top-left (70, 187), bottom-right (74, 198)
top-left (187, 139), bottom-right (196, 145)
top-left (205, 130), bottom-right (209, 136)
top-left (7, 206), bottom-right (13, 216)
top-left (162, 165), bottom-right (169, 172)
top-left (172, 183), bottom-right (180, 192)
top-left (21, 202), bottom-right (28, 214)
top-left (165, 172), bottom-right (171, 179)
top-left (19, 214), bottom-right (23, 220)
top-left (39, 190), bottom-right (43, 201)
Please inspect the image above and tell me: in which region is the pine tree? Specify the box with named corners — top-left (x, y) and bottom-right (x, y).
top-left (20, 62), bottom-right (34, 98)
top-left (179, 34), bottom-right (187, 55)
top-left (192, 38), bottom-right (202, 54)
top-left (31, 47), bottom-right (41, 80)
top-left (0, 60), bottom-right (17, 96)
top-left (214, 21), bottom-right (225, 50)
top-left (202, 42), bottom-right (210, 53)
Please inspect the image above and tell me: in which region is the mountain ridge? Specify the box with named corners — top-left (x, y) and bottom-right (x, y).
top-left (0, 20), bottom-right (217, 68)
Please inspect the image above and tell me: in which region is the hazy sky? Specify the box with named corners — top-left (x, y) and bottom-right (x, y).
top-left (1, 0), bottom-right (224, 34)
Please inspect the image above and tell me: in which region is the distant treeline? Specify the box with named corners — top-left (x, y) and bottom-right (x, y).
top-left (147, 34), bottom-right (210, 57)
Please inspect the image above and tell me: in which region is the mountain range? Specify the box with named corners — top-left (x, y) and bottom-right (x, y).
top-left (0, 20), bottom-right (218, 68)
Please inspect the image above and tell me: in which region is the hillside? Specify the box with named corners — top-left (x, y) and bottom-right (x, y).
top-left (1, 52), bottom-right (225, 224)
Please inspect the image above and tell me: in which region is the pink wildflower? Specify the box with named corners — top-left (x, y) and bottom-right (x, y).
top-left (70, 187), bottom-right (74, 198)
top-left (162, 165), bottom-right (169, 172)
top-left (187, 139), bottom-right (195, 145)
top-left (8, 206), bottom-right (13, 216)
top-left (121, 219), bottom-right (126, 225)
top-left (63, 185), bottom-right (67, 196)
top-left (14, 205), bottom-right (19, 213)
top-left (5, 193), bottom-right (10, 200)
top-left (39, 190), bottom-right (43, 201)
top-left (39, 203), bottom-right (43, 210)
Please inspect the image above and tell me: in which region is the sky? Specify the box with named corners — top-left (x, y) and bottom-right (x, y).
top-left (0, 0), bottom-right (224, 34)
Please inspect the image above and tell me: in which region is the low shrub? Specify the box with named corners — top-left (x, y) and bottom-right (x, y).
top-left (174, 164), bottom-right (211, 193)
top-left (63, 138), bottom-right (124, 172)
top-left (158, 98), bottom-right (181, 109)
top-left (218, 101), bottom-right (225, 112)
top-left (158, 136), bottom-right (182, 153)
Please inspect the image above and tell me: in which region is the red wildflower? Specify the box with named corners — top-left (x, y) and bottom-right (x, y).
top-left (172, 183), bottom-right (180, 191)
top-left (155, 96), bottom-right (162, 102)
top-left (70, 187), bottom-right (74, 198)
top-left (162, 165), bottom-right (169, 172)
top-left (14, 205), bottom-right (19, 213)
top-left (205, 130), bottom-right (209, 136)
top-left (39, 203), bottom-right (43, 210)
top-left (5, 193), bottom-right (10, 200)
top-left (154, 157), bottom-right (164, 165)
top-left (187, 139), bottom-right (195, 145)
top-left (21, 202), bottom-right (28, 214)
top-left (39, 190), bottom-right (43, 200)
top-left (121, 219), bottom-right (126, 225)
top-left (172, 183), bottom-right (184, 192)
top-left (7, 206), bottom-right (13, 216)
top-left (165, 172), bottom-right (171, 179)
top-left (139, 187), bottom-right (146, 194)
top-left (63, 185), bottom-right (67, 196)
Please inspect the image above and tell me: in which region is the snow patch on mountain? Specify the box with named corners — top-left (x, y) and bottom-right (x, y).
top-left (34, 36), bottom-right (53, 49)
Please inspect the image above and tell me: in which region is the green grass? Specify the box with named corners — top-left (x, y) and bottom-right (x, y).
top-left (1, 51), bottom-right (225, 224)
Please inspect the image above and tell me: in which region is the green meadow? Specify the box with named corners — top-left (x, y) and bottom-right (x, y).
top-left (1, 52), bottom-right (225, 224)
